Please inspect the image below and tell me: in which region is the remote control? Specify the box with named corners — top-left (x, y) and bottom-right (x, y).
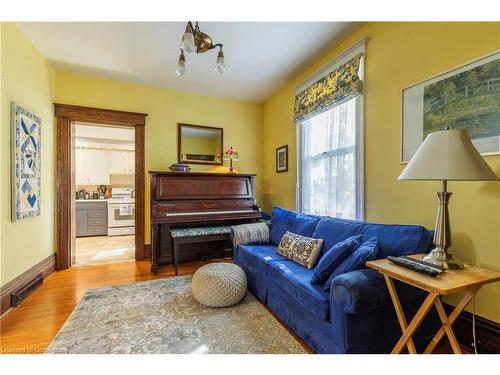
top-left (387, 255), bottom-right (444, 277)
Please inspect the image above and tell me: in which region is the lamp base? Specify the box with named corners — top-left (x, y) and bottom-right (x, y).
top-left (422, 247), bottom-right (464, 270)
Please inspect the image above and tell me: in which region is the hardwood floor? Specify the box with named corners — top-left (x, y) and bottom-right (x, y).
top-left (0, 260), bottom-right (200, 353)
top-left (0, 259), bottom-right (457, 354)
top-left (74, 235), bottom-right (135, 267)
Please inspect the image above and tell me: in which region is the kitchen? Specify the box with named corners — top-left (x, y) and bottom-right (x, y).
top-left (74, 123), bottom-right (136, 267)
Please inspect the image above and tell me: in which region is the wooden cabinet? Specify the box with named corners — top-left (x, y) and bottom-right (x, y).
top-left (76, 201), bottom-right (108, 237)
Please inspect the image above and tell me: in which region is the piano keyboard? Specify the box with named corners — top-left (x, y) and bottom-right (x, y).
top-left (165, 209), bottom-right (255, 216)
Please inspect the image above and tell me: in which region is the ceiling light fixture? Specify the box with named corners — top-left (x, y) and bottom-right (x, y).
top-left (177, 21), bottom-right (226, 76)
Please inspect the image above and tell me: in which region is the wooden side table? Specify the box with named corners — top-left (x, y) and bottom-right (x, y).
top-left (366, 254), bottom-right (500, 354)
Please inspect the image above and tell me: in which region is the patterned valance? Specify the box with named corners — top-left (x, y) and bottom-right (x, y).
top-left (294, 54), bottom-right (363, 123)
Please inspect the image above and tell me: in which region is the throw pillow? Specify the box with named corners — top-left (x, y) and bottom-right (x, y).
top-left (323, 237), bottom-right (379, 293)
top-left (310, 235), bottom-right (363, 284)
top-left (276, 231), bottom-right (323, 269)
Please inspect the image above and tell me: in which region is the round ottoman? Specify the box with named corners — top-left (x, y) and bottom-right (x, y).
top-left (192, 263), bottom-right (247, 307)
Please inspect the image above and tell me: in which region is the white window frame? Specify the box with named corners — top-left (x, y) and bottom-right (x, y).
top-left (295, 38), bottom-right (366, 220)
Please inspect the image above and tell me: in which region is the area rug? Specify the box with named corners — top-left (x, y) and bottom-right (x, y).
top-left (46, 276), bottom-right (307, 354)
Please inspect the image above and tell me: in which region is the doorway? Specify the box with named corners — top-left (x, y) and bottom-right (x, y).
top-left (55, 104), bottom-right (147, 270)
top-left (74, 123), bottom-right (136, 267)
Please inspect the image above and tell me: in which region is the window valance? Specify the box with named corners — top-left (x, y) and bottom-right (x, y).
top-left (294, 53), bottom-right (363, 123)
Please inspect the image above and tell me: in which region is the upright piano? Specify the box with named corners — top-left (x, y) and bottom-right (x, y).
top-left (149, 171), bottom-right (261, 273)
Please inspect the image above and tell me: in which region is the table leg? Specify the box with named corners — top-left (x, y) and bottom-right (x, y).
top-left (384, 275), bottom-right (417, 353)
top-left (433, 298), bottom-right (462, 354)
top-left (424, 288), bottom-right (478, 354)
top-left (391, 291), bottom-right (438, 354)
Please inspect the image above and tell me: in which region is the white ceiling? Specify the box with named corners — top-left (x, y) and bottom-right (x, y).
top-left (18, 22), bottom-right (359, 103)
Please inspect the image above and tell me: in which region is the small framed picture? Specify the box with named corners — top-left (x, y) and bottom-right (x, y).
top-left (276, 145), bottom-right (288, 173)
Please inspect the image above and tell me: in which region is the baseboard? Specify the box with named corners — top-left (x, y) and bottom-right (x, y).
top-left (0, 253), bottom-right (56, 317)
top-left (443, 302), bottom-right (500, 353)
top-left (144, 244), bottom-right (151, 260)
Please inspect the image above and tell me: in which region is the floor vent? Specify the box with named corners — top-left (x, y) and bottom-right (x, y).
top-left (11, 274), bottom-right (43, 307)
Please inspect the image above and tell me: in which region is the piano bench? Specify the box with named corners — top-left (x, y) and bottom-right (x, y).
top-left (170, 226), bottom-right (232, 275)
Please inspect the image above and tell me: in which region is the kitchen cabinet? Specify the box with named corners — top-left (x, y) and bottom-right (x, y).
top-left (76, 201), bottom-right (108, 237)
top-left (108, 150), bottom-right (130, 174)
top-left (75, 148), bottom-right (135, 186)
top-left (128, 151), bottom-right (135, 173)
top-left (75, 148), bottom-right (86, 185)
top-left (84, 149), bottom-right (109, 184)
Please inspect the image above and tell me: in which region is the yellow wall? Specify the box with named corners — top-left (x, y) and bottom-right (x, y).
top-left (1, 23), bottom-right (56, 285)
top-left (263, 22), bottom-right (500, 322)
top-left (55, 71), bottom-right (264, 244)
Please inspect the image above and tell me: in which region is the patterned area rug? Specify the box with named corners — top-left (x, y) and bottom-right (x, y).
top-left (46, 276), bottom-right (306, 354)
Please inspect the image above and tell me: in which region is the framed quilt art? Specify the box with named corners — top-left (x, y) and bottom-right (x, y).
top-left (11, 102), bottom-right (41, 221)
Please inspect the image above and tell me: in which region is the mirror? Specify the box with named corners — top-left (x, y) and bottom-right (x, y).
top-left (178, 123), bottom-right (223, 165)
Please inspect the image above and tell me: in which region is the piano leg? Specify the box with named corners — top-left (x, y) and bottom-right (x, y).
top-left (172, 238), bottom-right (179, 276)
top-left (151, 223), bottom-right (159, 274)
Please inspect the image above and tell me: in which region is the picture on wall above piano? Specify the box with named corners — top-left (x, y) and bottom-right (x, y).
top-left (177, 123), bottom-right (223, 165)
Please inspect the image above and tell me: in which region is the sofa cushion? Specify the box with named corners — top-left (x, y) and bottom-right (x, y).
top-left (311, 235), bottom-right (363, 284)
top-left (268, 260), bottom-right (330, 321)
top-left (324, 237), bottom-right (379, 293)
top-left (234, 244), bottom-right (289, 302)
top-left (271, 207), bottom-right (321, 245)
top-left (236, 244), bottom-right (289, 267)
top-left (312, 217), bottom-right (432, 259)
top-left (276, 231), bottom-right (323, 269)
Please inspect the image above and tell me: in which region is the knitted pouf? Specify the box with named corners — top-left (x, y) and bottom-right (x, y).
top-left (192, 263), bottom-right (247, 307)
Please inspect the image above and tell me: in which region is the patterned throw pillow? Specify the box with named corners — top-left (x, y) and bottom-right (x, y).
top-left (276, 231), bottom-right (324, 269)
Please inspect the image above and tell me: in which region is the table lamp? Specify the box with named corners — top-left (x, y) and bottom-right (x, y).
top-left (399, 128), bottom-right (498, 269)
top-left (223, 146), bottom-right (240, 173)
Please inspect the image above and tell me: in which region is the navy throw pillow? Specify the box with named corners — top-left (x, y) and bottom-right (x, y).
top-left (310, 235), bottom-right (363, 284)
top-left (323, 237), bottom-right (379, 293)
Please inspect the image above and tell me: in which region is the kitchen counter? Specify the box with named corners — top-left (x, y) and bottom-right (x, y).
top-left (76, 199), bottom-right (109, 202)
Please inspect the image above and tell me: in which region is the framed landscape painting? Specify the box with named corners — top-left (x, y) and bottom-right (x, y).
top-left (402, 52), bottom-right (500, 163)
top-left (11, 102), bottom-right (41, 221)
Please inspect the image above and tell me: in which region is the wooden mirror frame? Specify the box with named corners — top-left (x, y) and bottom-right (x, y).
top-left (177, 123), bottom-right (223, 165)
top-left (54, 103), bottom-right (147, 270)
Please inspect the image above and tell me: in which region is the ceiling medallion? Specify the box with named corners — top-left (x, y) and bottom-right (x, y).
top-left (176, 21), bottom-right (226, 77)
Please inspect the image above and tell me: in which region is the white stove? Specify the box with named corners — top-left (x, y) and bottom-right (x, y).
top-left (108, 188), bottom-right (135, 236)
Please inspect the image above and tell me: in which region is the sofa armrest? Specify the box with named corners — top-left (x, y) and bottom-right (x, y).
top-left (330, 268), bottom-right (425, 314)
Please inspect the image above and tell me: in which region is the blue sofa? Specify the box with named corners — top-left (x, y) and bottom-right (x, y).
top-left (234, 207), bottom-right (440, 353)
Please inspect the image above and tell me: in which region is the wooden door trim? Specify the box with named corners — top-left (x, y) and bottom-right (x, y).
top-left (54, 103), bottom-right (148, 270)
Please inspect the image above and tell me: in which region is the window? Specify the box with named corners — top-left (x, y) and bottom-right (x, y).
top-left (296, 42), bottom-right (365, 220)
top-left (299, 97), bottom-right (362, 219)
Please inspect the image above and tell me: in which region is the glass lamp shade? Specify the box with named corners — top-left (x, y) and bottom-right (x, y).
top-left (181, 32), bottom-right (196, 54)
top-left (223, 146), bottom-right (239, 160)
top-left (176, 56), bottom-right (187, 77)
top-left (214, 50), bottom-right (226, 74)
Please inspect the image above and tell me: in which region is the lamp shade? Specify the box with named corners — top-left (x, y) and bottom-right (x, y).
top-left (399, 129), bottom-right (498, 181)
top-left (223, 146), bottom-right (239, 161)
